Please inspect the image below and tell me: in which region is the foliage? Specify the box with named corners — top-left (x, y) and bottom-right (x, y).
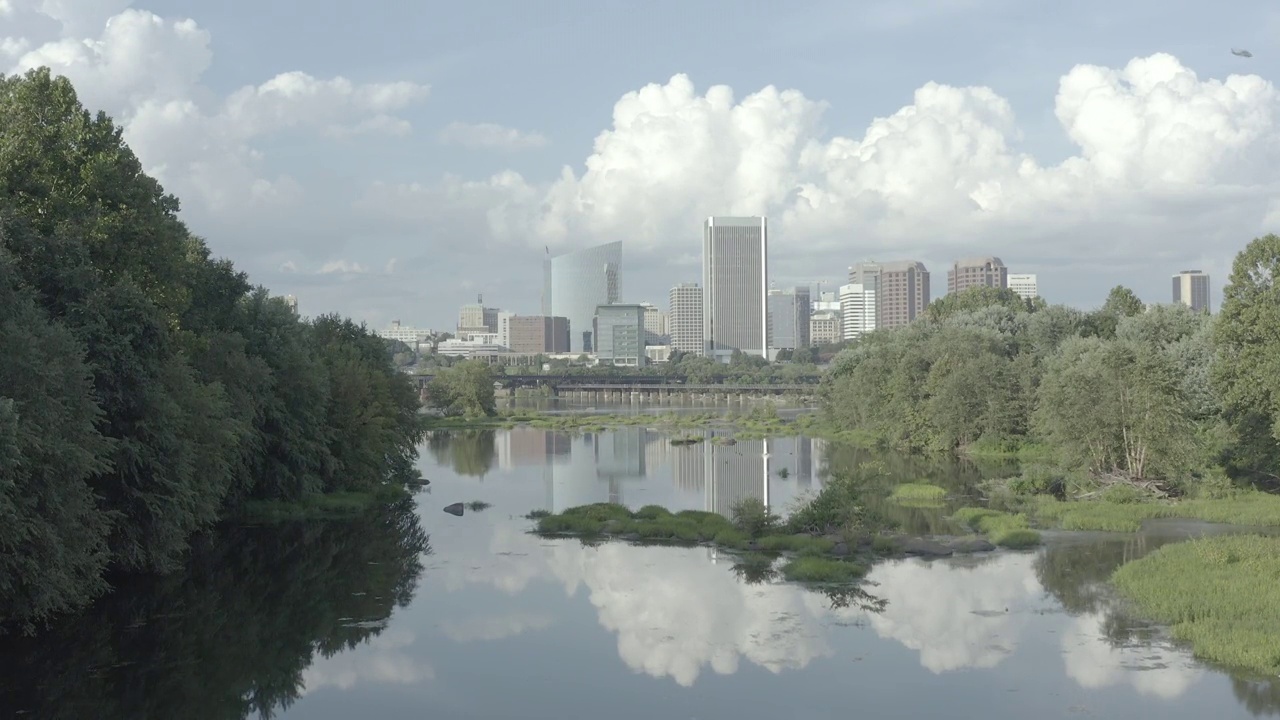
top-left (0, 68), bottom-right (424, 627)
top-left (822, 260), bottom-right (1278, 495)
top-left (952, 508), bottom-right (1041, 547)
top-left (1212, 233), bottom-right (1280, 481)
top-left (731, 498), bottom-right (781, 538)
top-left (1112, 535), bottom-right (1280, 675)
top-left (780, 557), bottom-right (867, 584)
top-left (424, 360), bottom-right (497, 417)
top-left (0, 500), bottom-right (429, 718)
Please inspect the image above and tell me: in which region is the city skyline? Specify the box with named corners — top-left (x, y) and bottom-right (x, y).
top-left (24, 2), bottom-right (1269, 329)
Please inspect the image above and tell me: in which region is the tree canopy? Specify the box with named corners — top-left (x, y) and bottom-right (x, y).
top-left (0, 68), bottom-right (425, 628)
top-left (823, 265), bottom-right (1277, 492)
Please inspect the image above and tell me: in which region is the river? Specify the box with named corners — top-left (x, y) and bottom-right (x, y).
top-left (2, 421), bottom-right (1277, 719)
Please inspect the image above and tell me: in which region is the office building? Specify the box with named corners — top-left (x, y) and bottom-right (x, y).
top-left (458, 295), bottom-right (500, 337)
top-left (839, 282), bottom-right (876, 340)
top-left (282, 295), bottom-right (298, 314)
top-left (1008, 273), bottom-right (1038, 301)
top-left (594, 304), bottom-right (647, 366)
top-left (639, 302), bottom-right (669, 344)
top-left (809, 310), bottom-right (841, 345)
top-left (378, 320), bottom-right (433, 346)
top-left (853, 260), bottom-right (929, 329)
top-left (543, 241), bottom-right (622, 353)
top-left (947, 257), bottom-right (1008, 295)
top-left (668, 282), bottom-right (703, 356)
top-left (703, 216), bottom-right (768, 360)
top-left (1172, 270), bottom-right (1211, 312)
top-left (767, 286), bottom-right (811, 352)
top-left (507, 315), bottom-right (570, 354)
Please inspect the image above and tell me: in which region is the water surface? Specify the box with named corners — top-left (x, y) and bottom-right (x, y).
top-left (3, 425), bottom-right (1275, 720)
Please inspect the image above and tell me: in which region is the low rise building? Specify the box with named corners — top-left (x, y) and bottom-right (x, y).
top-left (594, 304), bottom-right (647, 367)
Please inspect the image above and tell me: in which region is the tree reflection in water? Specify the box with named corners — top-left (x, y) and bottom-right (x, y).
top-left (425, 429), bottom-right (496, 478)
top-left (0, 498), bottom-right (430, 720)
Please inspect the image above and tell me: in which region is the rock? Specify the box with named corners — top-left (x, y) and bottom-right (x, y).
top-left (902, 538), bottom-right (954, 557)
top-left (620, 533), bottom-right (641, 542)
top-left (443, 503), bottom-right (464, 516)
top-left (831, 542), bottom-right (851, 557)
top-left (948, 538), bottom-right (996, 554)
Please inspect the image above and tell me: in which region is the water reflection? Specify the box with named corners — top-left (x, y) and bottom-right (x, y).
top-left (0, 499), bottom-right (430, 720)
top-left (431, 425), bottom-right (828, 517)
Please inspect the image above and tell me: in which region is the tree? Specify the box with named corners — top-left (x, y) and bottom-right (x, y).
top-left (0, 246), bottom-right (112, 626)
top-left (924, 286), bottom-right (1032, 323)
top-left (426, 361), bottom-right (496, 417)
top-left (1212, 234), bottom-right (1280, 479)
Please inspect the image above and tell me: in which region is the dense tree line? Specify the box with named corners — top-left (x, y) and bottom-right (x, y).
top-left (0, 69), bottom-right (425, 628)
top-left (823, 240), bottom-right (1280, 490)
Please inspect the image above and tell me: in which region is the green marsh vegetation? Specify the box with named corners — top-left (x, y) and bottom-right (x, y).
top-left (1111, 535), bottom-right (1280, 676)
top-left (0, 70), bottom-right (425, 628)
top-left (822, 236), bottom-right (1280, 531)
top-left (951, 508), bottom-right (1042, 548)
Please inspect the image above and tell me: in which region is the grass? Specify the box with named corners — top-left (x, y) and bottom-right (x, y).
top-left (1111, 535), bottom-right (1280, 676)
top-left (755, 534), bottom-right (836, 555)
top-left (889, 483), bottom-right (947, 508)
top-left (952, 507), bottom-right (1042, 548)
top-left (236, 485), bottom-right (409, 522)
top-left (781, 557), bottom-right (867, 583)
top-left (532, 503), bottom-right (735, 543)
top-left (1029, 492), bottom-right (1280, 533)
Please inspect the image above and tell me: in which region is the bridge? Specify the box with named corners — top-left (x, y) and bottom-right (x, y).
top-left (559, 383), bottom-right (815, 399)
top-left (413, 373), bottom-right (821, 391)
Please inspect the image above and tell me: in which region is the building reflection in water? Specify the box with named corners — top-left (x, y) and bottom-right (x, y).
top-left (526, 425), bottom-right (824, 516)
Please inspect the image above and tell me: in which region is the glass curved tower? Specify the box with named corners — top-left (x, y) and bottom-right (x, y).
top-left (543, 241), bottom-right (622, 353)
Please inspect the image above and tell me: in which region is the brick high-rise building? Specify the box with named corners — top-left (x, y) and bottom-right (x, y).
top-left (947, 257), bottom-right (1008, 295)
top-left (851, 260), bottom-right (929, 330)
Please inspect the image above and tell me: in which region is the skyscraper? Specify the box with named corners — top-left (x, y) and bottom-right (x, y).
top-left (543, 241), bottom-right (622, 353)
top-left (668, 283), bottom-right (703, 355)
top-left (1172, 270), bottom-right (1211, 312)
top-left (839, 282), bottom-right (876, 340)
top-left (1008, 273), bottom-right (1038, 301)
top-left (853, 260), bottom-right (929, 329)
top-left (947, 257), bottom-right (1008, 294)
top-left (703, 216), bottom-right (768, 361)
top-left (766, 286), bottom-right (811, 352)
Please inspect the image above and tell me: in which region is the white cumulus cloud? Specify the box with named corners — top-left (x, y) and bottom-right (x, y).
top-left (6, 3), bottom-right (429, 218)
top-left (318, 259), bottom-right (369, 275)
top-left (439, 121), bottom-right (549, 150)
top-left (364, 54), bottom-right (1280, 276)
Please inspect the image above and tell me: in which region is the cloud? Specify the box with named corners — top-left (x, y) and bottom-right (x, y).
top-left (6, 4), bottom-right (429, 218)
top-left (278, 260), bottom-right (298, 273)
top-left (301, 628), bottom-right (434, 694)
top-left (363, 54), bottom-right (1280, 276)
top-left (318, 259), bottom-right (369, 274)
top-left (1061, 612), bottom-right (1204, 699)
top-left (439, 121), bottom-right (549, 150)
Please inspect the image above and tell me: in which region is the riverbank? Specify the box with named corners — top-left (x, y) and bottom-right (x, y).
top-left (234, 483), bottom-right (420, 522)
top-left (1112, 534), bottom-right (1280, 676)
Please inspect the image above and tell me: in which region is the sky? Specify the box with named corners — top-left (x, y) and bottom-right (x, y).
top-left (3, 0), bottom-right (1279, 330)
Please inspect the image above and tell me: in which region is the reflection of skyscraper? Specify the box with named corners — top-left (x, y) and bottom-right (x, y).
top-left (497, 426), bottom-right (555, 470)
top-left (596, 428), bottom-right (646, 479)
top-left (705, 438), bottom-right (769, 518)
top-left (543, 427), bottom-right (651, 512)
top-left (543, 241), bottom-right (622, 353)
top-left (672, 442), bottom-right (706, 493)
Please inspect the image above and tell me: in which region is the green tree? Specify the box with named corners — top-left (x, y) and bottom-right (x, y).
top-left (1213, 233), bottom-right (1280, 480)
top-left (426, 360), bottom-right (496, 417)
top-left (925, 286), bottom-right (1033, 323)
top-left (0, 247), bottom-right (112, 627)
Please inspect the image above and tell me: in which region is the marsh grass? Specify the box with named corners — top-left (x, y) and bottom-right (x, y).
top-left (755, 535), bottom-right (836, 555)
top-left (952, 507), bottom-right (1042, 548)
top-left (533, 503), bottom-right (733, 542)
top-left (1112, 535), bottom-right (1280, 676)
top-left (1030, 492), bottom-right (1280, 532)
top-left (237, 485), bottom-right (409, 522)
top-left (889, 483), bottom-right (948, 510)
top-left (781, 557), bottom-right (867, 584)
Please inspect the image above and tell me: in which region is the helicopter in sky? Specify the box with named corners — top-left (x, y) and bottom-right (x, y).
top-left (1231, 48), bottom-right (1253, 58)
